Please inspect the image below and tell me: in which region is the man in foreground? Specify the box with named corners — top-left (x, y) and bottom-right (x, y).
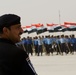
top-left (0, 14), bottom-right (37, 75)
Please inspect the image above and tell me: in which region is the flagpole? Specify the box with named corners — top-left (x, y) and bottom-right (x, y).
top-left (58, 10), bottom-right (63, 35)
top-left (59, 10), bottom-right (61, 25)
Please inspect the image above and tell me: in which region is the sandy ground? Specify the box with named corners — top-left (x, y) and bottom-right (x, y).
top-left (30, 52), bottom-right (76, 75)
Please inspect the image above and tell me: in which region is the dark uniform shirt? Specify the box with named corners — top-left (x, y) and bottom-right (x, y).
top-left (0, 38), bottom-right (37, 75)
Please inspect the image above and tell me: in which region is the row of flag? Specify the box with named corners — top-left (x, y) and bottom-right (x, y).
top-left (22, 22), bottom-right (76, 34)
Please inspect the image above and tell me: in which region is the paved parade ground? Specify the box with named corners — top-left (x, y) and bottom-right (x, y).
top-left (30, 53), bottom-right (76, 75)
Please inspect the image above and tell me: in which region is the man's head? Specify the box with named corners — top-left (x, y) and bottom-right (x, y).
top-left (0, 14), bottom-right (23, 43)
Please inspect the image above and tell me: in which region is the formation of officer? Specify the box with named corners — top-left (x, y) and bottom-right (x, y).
top-left (17, 34), bottom-right (76, 56)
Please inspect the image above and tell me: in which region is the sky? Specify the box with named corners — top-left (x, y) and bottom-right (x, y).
top-left (0, 0), bottom-right (76, 27)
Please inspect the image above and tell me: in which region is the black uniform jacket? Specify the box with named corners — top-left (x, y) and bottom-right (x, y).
top-left (0, 38), bottom-right (36, 75)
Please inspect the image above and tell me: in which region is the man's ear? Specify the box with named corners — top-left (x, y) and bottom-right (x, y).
top-left (3, 27), bottom-right (9, 34)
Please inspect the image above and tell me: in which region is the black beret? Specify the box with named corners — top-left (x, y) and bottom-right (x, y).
top-left (0, 14), bottom-right (21, 31)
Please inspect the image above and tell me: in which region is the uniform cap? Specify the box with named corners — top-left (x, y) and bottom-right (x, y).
top-left (0, 14), bottom-right (21, 32)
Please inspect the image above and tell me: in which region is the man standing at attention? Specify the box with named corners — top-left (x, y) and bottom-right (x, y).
top-left (0, 14), bottom-right (37, 75)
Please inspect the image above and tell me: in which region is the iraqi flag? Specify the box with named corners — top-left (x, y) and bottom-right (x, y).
top-left (31, 24), bottom-right (37, 32)
top-left (46, 23), bottom-right (59, 32)
top-left (25, 25), bottom-right (33, 34)
top-left (64, 22), bottom-right (76, 25)
top-left (57, 24), bottom-right (75, 32)
top-left (64, 22), bottom-right (76, 31)
top-left (35, 23), bottom-right (47, 34)
top-left (57, 24), bottom-right (69, 32)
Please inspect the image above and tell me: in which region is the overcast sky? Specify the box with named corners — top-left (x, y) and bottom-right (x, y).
top-left (0, 0), bottom-right (76, 26)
